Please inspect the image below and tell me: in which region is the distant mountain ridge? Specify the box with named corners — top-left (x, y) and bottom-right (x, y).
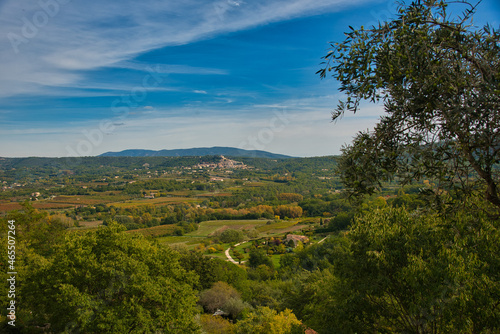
top-left (99, 147), bottom-right (293, 159)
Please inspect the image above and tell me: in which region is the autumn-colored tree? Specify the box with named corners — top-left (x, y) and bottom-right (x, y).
top-left (278, 193), bottom-right (304, 203)
top-left (235, 306), bottom-right (301, 334)
top-left (200, 314), bottom-right (235, 334)
top-left (274, 205), bottom-right (303, 219)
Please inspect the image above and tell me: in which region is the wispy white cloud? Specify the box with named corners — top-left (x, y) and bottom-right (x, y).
top-left (0, 0), bottom-right (375, 98)
top-left (113, 62), bottom-right (229, 75)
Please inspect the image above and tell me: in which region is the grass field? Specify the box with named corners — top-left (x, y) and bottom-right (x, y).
top-left (126, 224), bottom-right (177, 237)
top-left (156, 235), bottom-right (194, 244)
top-left (270, 254), bottom-right (282, 268)
top-left (206, 250), bottom-right (230, 260)
top-left (232, 241), bottom-right (252, 253)
top-left (230, 241), bottom-right (252, 262)
top-left (188, 219), bottom-right (268, 237)
top-left (156, 235), bottom-right (207, 247)
top-left (256, 220), bottom-right (298, 233)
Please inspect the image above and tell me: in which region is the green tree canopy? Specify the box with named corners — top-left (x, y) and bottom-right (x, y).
top-left (179, 251), bottom-right (247, 290)
top-left (289, 207), bottom-right (500, 333)
top-left (319, 0), bottom-right (500, 212)
top-left (219, 229), bottom-right (245, 244)
top-left (248, 248), bottom-right (274, 269)
top-left (24, 222), bottom-right (199, 333)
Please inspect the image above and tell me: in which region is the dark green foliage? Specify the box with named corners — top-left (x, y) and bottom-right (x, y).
top-left (248, 249), bottom-right (274, 269)
top-left (23, 223), bottom-right (199, 333)
top-left (240, 280), bottom-right (287, 310)
top-left (247, 264), bottom-right (276, 281)
top-left (299, 194), bottom-right (352, 217)
top-left (3, 202), bottom-right (67, 257)
top-left (233, 249), bottom-right (245, 264)
top-left (218, 229), bottom-right (245, 243)
top-left (388, 189), bottom-right (427, 210)
top-left (289, 207), bottom-right (500, 333)
top-left (279, 236), bottom-right (345, 274)
top-left (301, 1), bottom-right (500, 331)
top-left (328, 212), bottom-right (354, 231)
top-left (105, 214), bottom-right (137, 230)
top-left (179, 251), bottom-right (247, 291)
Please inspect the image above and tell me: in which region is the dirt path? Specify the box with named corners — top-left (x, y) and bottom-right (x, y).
top-left (318, 236), bottom-right (329, 243)
top-left (225, 242), bottom-right (246, 264)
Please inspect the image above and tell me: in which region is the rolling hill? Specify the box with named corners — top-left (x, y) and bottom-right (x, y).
top-left (99, 146), bottom-right (293, 159)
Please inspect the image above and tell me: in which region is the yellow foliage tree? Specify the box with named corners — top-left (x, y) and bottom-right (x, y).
top-left (200, 314), bottom-right (235, 334)
top-left (235, 306), bottom-right (301, 334)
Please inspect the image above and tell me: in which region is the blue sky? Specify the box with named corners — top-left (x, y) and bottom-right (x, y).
top-left (1, 0), bottom-right (499, 158)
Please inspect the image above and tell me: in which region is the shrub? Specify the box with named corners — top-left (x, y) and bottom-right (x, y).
top-left (199, 314), bottom-right (235, 334)
top-left (219, 229), bottom-right (245, 243)
top-left (199, 281), bottom-right (240, 313)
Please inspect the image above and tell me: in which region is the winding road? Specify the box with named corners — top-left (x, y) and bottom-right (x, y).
top-left (225, 242), bottom-right (245, 264)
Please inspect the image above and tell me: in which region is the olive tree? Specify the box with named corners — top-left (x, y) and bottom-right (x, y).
top-left (318, 0), bottom-right (500, 212)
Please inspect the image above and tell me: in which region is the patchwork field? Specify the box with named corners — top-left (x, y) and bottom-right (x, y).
top-left (50, 195), bottom-right (129, 205)
top-left (108, 196), bottom-right (201, 208)
top-left (155, 235), bottom-right (203, 244)
top-left (126, 224), bottom-right (177, 237)
top-left (198, 192), bottom-right (232, 197)
top-left (256, 220), bottom-right (299, 233)
top-left (0, 201), bottom-right (74, 212)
